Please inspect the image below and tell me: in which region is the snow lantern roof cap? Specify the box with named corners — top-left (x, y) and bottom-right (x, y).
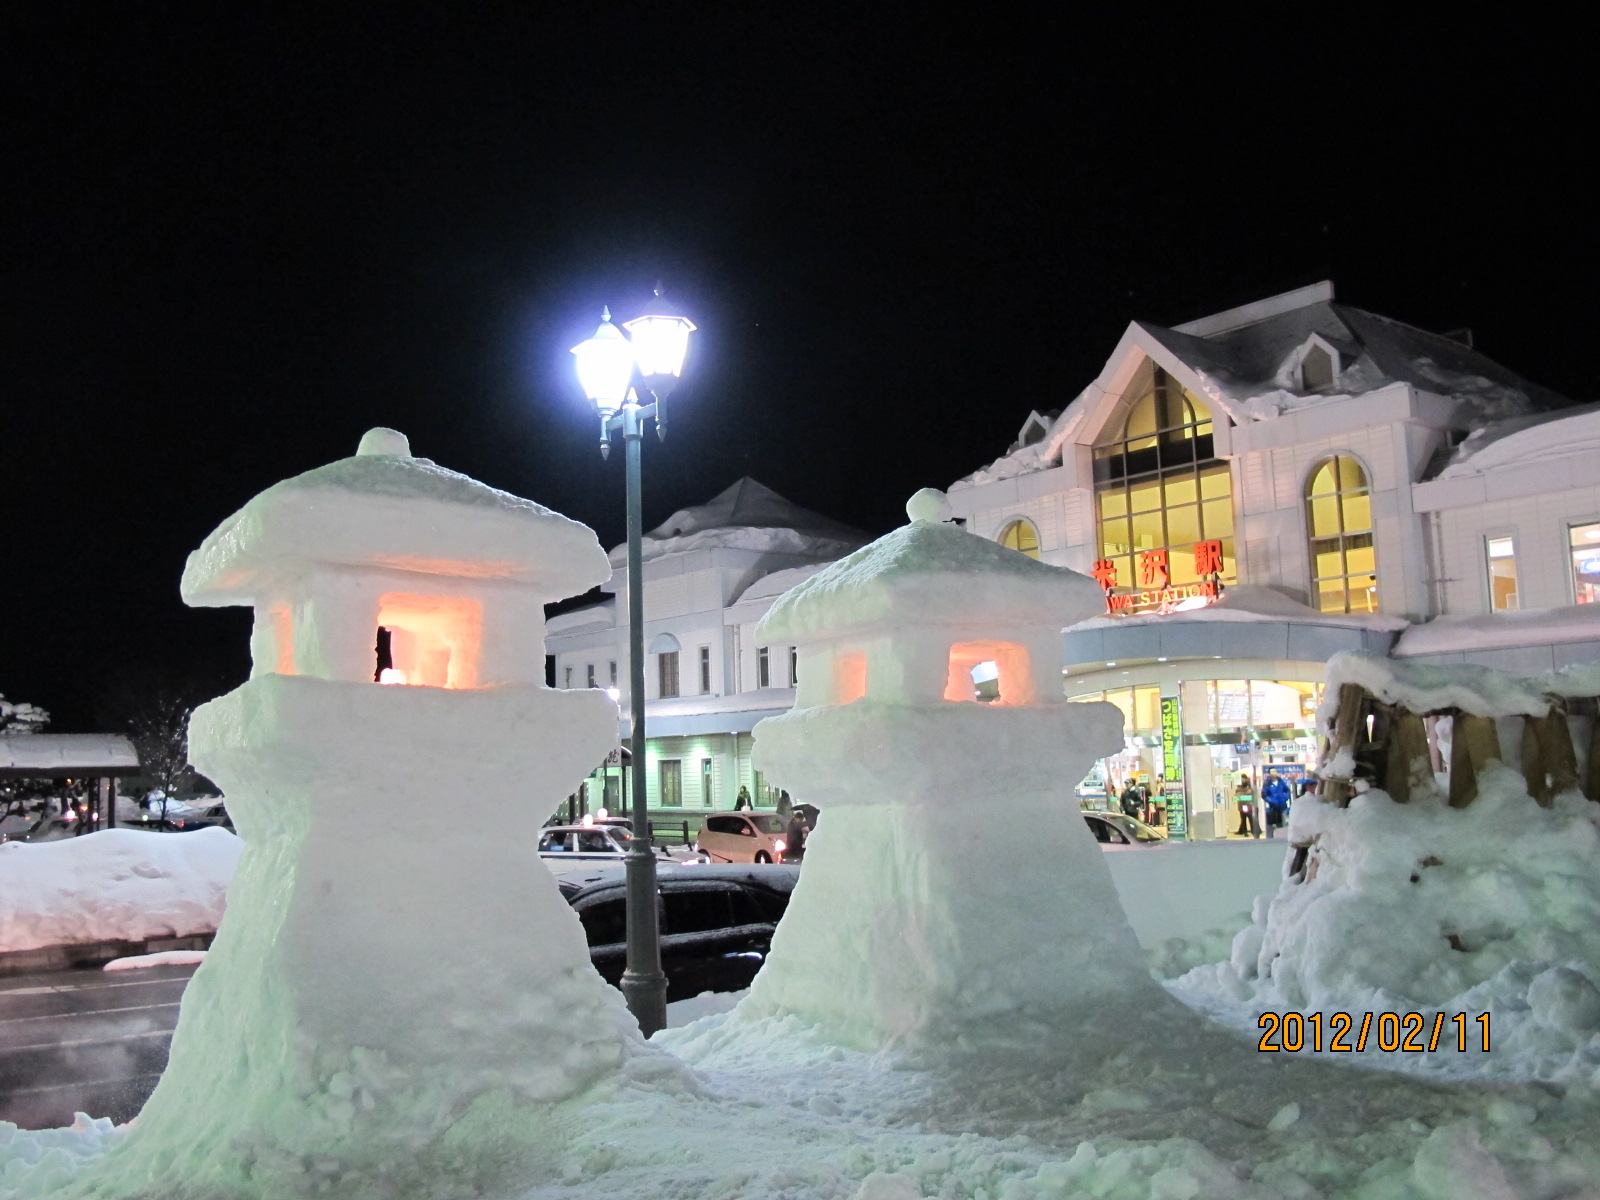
top-left (756, 490), bottom-right (1104, 645)
top-left (181, 428), bottom-right (610, 605)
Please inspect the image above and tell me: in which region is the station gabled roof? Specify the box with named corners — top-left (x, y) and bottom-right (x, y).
top-left (612, 477), bottom-right (870, 566)
top-left (183, 428), bottom-right (610, 606)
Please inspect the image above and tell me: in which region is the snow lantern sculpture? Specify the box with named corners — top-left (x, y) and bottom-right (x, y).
top-left (89, 430), bottom-right (649, 1197)
top-left (742, 488), bottom-right (1167, 1054)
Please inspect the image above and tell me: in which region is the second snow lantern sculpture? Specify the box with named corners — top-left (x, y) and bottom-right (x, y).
top-left (86, 430), bottom-right (653, 1197)
top-left (743, 488), bottom-right (1168, 1053)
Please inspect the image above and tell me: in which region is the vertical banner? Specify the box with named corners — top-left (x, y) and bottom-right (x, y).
top-left (1160, 694), bottom-right (1188, 841)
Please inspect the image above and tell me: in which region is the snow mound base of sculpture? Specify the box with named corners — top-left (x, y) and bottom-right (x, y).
top-left (743, 697), bottom-right (1170, 1056)
top-left (56, 678), bottom-right (670, 1199)
top-left (1176, 769), bottom-right (1600, 1083)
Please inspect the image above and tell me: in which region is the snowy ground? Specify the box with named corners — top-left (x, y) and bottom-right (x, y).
top-left (7, 997), bottom-right (1598, 1200)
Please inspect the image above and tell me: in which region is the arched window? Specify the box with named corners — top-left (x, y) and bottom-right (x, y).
top-left (1306, 455), bottom-right (1377, 613)
top-left (997, 518), bottom-right (1040, 560)
top-left (1093, 363), bottom-right (1233, 608)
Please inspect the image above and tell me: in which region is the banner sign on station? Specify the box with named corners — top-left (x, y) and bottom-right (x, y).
top-left (1160, 694), bottom-right (1188, 841)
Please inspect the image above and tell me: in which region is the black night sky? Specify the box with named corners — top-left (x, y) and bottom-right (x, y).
top-left (5, 8), bottom-right (1594, 729)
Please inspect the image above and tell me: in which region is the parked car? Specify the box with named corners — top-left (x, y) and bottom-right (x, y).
top-left (553, 863), bottom-right (800, 1001)
top-left (695, 812), bottom-right (791, 864)
top-left (538, 824), bottom-right (670, 862)
top-left (1083, 811), bottom-right (1167, 848)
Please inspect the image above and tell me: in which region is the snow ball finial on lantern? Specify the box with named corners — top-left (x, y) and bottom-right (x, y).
top-left (906, 487), bottom-right (952, 525)
top-left (357, 427), bottom-right (411, 458)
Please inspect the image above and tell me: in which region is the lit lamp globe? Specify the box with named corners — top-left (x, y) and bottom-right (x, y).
top-left (570, 307), bottom-right (635, 418)
top-left (622, 289), bottom-right (697, 395)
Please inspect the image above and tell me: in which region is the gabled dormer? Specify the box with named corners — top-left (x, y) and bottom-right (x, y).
top-left (1280, 333), bottom-right (1344, 393)
top-left (1014, 410), bottom-right (1055, 450)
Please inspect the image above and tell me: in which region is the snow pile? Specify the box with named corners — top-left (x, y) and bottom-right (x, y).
top-left (1178, 653), bottom-right (1600, 1083)
top-left (0, 1115), bottom-right (124, 1200)
top-left (1178, 780), bottom-right (1600, 1081)
top-left (0, 827), bottom-right (238, 953)
top-left (103, 949), bottom-right (208, 971)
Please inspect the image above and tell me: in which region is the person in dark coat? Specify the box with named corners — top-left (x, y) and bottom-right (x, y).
top-left (783, 810), bottom-right (808, 862)
top-left (1234, 773), bottom-right (1260, 838)
top-left (1119, 781), bottom-right (1142, 819)
top-left (734, 786), bottom-right (753, 811)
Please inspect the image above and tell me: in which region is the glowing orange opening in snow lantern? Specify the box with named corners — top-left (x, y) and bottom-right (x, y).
top-left (375, 593), bottom-right (484, 689)
top-left (944, 640), bottom-right (1034, 706)
top-left (834, 651), bottom-right (868, 704)
top-left (269, 604), bottom-right (296, 676)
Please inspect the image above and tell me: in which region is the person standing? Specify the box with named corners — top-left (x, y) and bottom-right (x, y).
top-left (734, 785), bottom-right (753, 811)
top-left (783, 808), bottom-right (808, 863)
top-left (1234, 773), bottom-right (1260, 838)
top-left (1261, 771), bottom-right (1291, 839)
top-left (1119, 779), bottom-right (1142, 819)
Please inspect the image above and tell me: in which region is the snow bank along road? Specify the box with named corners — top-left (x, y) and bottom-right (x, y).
top-left (0, 963), bottom-right (196, 1129)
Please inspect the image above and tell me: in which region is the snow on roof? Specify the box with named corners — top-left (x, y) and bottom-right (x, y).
top-left (183, 428), bottom-right (610, 604)
top-left (757, 515), bottom-right (1104, 644)
top-left (733, 562), bottom-right (832, 605)
top-left (0, 733), bottom-right (139, 775)
top-left (1068, 585), bottom-right (1409, 634)
top-left (1430, 401), bottom-right (1600, 480)
top-left (957, 287), bottom-right (1571, 486)
top-left (1321, 650), bottom-right (1551, 721)
top-left (1394, 601), bottom-right (1600, 658)
top-left (1137, 301), bottom-right (1567, 424)
top-left (613, 478), bottom-right (869, 566)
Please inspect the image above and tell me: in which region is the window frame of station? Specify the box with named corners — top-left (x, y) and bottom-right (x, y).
top-left (658, 758), bottom-right (683, 807)
top-left (698, 645), bottom-right (713, 694)
top-left (1485, 533), bottom-right (1520, 612)
top-left (657, 650), bottom-right (680, 698)
top-left (1093, 363), bottom-right (1235, 593)
top-left (1570, 519), bottom-right (1600, 605)
top-left (1071, 679), bottom-right (1322, 736)
top-left (700, 757), bottom-right (714, 807)
top-left (1304, 453), bottom-right (1378, 614)
top-left (997, 517), bottom-right (1041, 560)
top-left (756, 645), bottom-right (771, 689)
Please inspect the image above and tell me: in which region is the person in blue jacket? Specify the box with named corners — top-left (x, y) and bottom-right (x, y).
top-left (1262, 771), bottom-right (1292, 838)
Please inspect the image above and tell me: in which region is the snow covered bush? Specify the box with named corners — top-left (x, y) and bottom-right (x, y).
top-left (1177, 653), bottom-right (1600, 1083)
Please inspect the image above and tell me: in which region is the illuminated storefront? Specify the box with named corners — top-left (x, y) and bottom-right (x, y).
top-left (1070, 674), bottom-right (1322, 839)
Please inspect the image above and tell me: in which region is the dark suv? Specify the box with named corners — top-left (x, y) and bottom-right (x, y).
top-left (553, 864), bottom-right (800, 1002)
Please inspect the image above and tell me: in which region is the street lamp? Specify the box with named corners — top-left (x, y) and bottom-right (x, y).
top-left (570, 286), bottom-right (696, 1037)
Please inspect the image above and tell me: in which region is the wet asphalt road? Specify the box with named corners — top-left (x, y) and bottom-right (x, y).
top-left (0, 963), bottom-right (197, 1129)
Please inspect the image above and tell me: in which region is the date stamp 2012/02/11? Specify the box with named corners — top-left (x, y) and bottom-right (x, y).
top-left (1258, 1012), bottom-right (1491, 1053)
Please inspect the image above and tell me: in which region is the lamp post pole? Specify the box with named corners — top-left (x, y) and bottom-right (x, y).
top-left (571, 292), bottom-right (695, 1037)
top-left (618, 394), bottom-right (666, 1035)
